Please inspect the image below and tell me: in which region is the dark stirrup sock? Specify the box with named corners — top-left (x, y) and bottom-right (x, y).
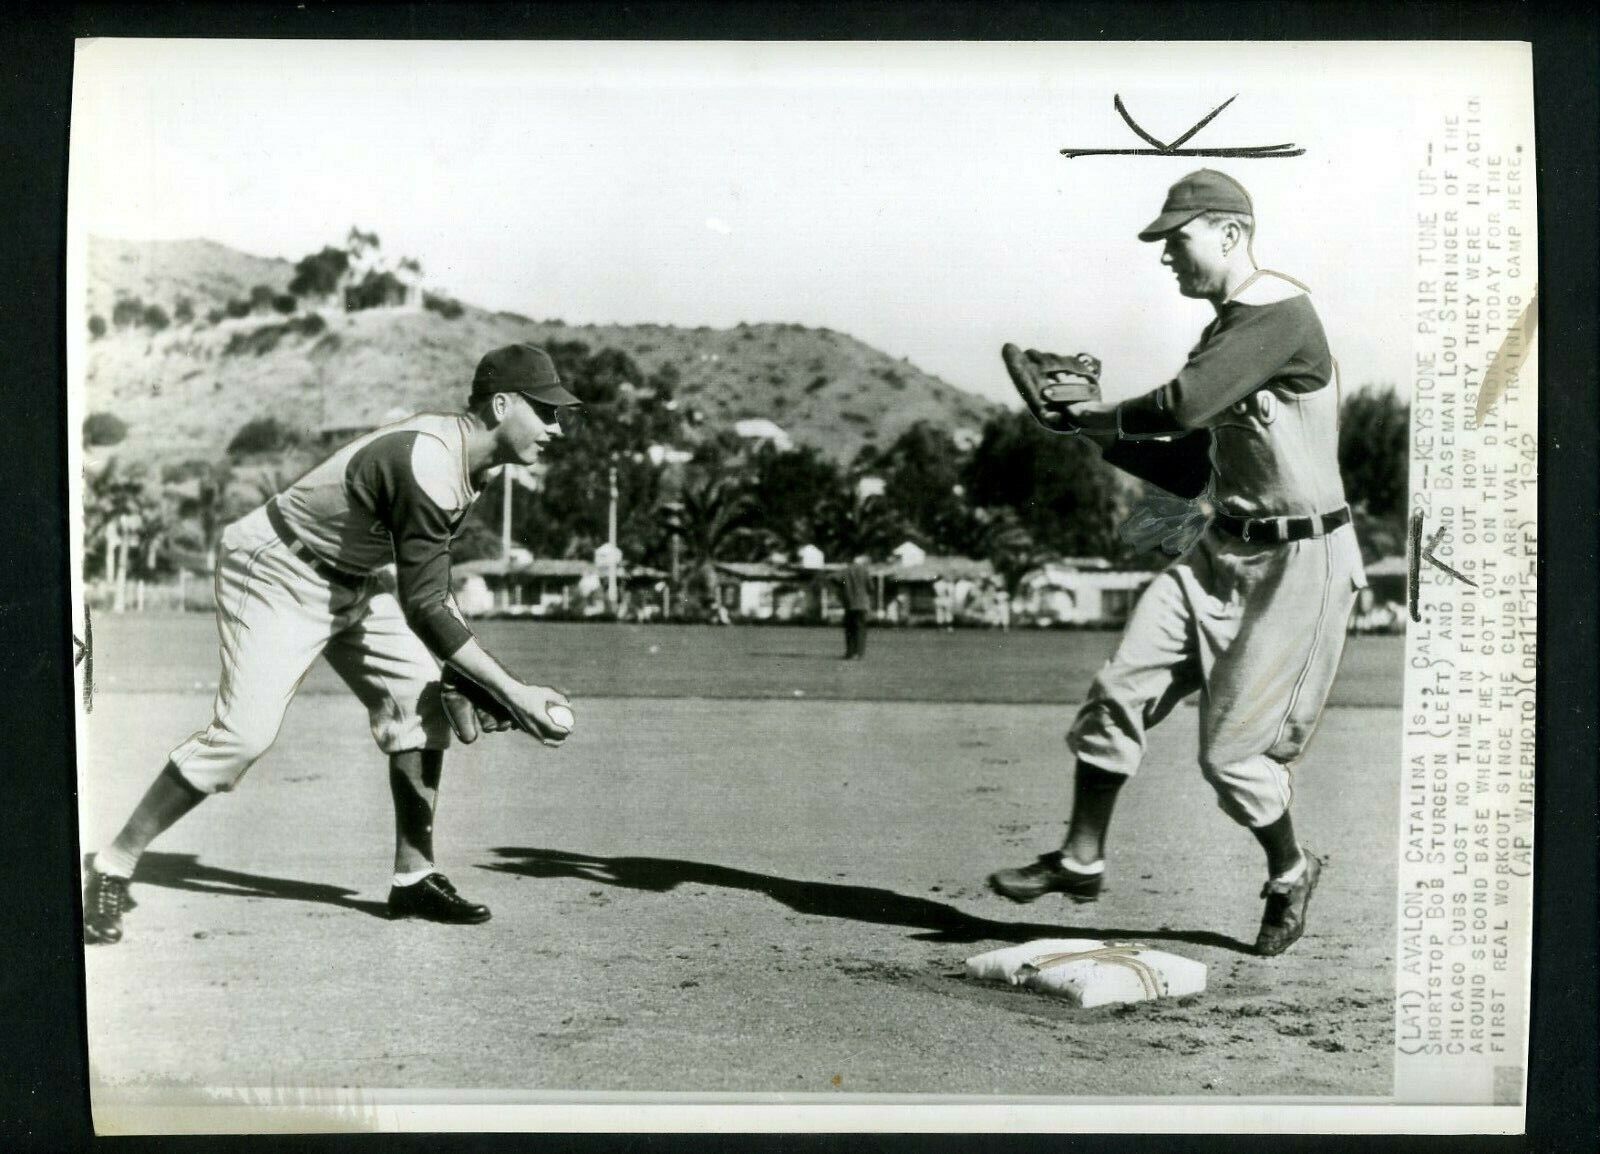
top-left (98, 761), bottom-right (208, 877)
top-left (1063, 761), bottom-right (1126, 865)
top-left (1250, 810), bottom-right (1304, 880)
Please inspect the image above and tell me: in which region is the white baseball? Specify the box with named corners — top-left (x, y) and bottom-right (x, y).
top-left (546, 703), bottom-right (575, 732)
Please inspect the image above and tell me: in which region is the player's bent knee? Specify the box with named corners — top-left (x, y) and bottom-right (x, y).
top-left (1199, 754), bottom-right (1291, 828)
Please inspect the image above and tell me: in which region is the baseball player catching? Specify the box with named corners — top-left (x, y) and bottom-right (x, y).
top-left (988, 170), bottom-right (1368, 956)
top-left (83, 344), bottom-right (581, 944)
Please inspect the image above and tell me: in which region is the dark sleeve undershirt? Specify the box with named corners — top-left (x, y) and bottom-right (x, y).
top-left (346, 431), bottom-right (473, 659)
top-left (1117, 296), bottom-right (1318, 433)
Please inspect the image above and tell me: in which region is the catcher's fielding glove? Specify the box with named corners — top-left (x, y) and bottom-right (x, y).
top-left (440, 667), bottom-right (524, 744)
top-left (1001, 343), bottom-right (1102, 433)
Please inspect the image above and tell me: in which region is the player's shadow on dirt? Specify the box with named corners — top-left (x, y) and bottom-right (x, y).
top-left (482, 847), bottom-right (1254, 953)
top-left (131, 852), bottom-right (391, 918)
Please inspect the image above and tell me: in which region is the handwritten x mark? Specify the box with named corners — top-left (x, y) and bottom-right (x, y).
top-left (1421, 525), bottom-right (1476, 588)
top-left (1407, 512), bottom-right (1476, 623)
top-left (1062, 94), bottom-right (1304, 160)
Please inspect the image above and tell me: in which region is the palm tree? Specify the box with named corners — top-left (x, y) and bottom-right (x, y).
top-left (815, 491), bottom-right (900, 561)
top-left (657, 473), bottom-right (765, 618)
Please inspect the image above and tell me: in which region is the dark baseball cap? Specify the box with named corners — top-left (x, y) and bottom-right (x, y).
top-left (469, 344), bottom-right (582, 407)
top-left (1137, 169), bottom-right (1254, 241)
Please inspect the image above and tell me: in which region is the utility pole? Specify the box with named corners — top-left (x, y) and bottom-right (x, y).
top-left (606, 462), bottom-right (619, 605)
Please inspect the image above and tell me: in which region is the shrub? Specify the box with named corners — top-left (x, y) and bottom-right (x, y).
top-left (227, 416), bottom-right (299, 457)
top-left (423, 292), bottom-right (464, 320)
top-left (225, 299), bottom-right (252, 319)
top-left (805, 375), bottom-right (829, 393)
top-left (345, 269), bottom-right (405, 311)
top-left (289, 246), bottom-right (351, 298)
top-left (112, 297), bottom-right (145, 328)
top-left (271, 293), bottom-right (298, 315)
top-left (294, 314), bottom-right (327, 337)
top-left (142, 304), bottom-right (169, 331)
top-left (206, 308), bottom-right (225, 325)
top-left (173, 297), bottom-right (195, 324)
top-left (249, 285), bottom-right (276, 311)
top-left (83, 411), bottom-right (128, 446)
top-left (88, 315), bottom-right (107, 339)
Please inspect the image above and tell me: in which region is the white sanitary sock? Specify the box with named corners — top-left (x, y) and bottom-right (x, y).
top-left (392, 865), bottom-right (435, 888)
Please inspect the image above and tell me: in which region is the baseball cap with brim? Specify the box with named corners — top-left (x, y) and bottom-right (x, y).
top-left (1137, 169), bottom-right (1254, 242)
top-left (469, 343), bottom-right (582, 407)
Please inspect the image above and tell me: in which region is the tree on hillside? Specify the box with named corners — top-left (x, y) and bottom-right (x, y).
top-left (964, 411), bottom-right (1131, 560)
top-left (112, 297), bottom-right (145, 329)
top-left (288, 246), bottom-right (351, 298)
top-left (83, 412), bottom-right (128, 447)
top-left (227, 416), bottom-right (300, 458)
top-left (1339, 385), bottom-right (1409, 519)
top-left (345, 270), bottom-right (406, 311)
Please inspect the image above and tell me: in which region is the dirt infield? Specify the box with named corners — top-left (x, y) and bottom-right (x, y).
top-left (81, 618), bottom-right (1401, 1100)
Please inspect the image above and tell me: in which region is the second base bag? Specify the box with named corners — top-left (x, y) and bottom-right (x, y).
top-left (965, 938), bottom-right (1207, 1008)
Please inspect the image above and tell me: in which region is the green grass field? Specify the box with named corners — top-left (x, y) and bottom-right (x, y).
top-left (81, 616), bottom-right (1403, 1105)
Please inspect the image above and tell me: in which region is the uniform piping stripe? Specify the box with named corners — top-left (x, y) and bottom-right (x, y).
top-left (1272, 531), bottom-right (1334, 753)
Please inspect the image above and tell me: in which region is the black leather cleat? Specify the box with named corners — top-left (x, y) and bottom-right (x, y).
top-left (387, 873), bottom-right (492, 924)
top-left (987, 852), bottom-right (1104, 904)
top-left (84, 863), bottom-right (135, 945)
top-left (1255, 851), bottom-right (1322, 956)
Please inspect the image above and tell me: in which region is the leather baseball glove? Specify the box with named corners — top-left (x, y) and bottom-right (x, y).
top-left (440, 667), bottom-right (523, 744)
top-left (1001, 343), bottom-right (1102, 433)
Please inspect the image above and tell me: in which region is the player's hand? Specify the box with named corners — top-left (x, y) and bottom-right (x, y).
top-left (1064, 398), bottom-right (1119, 434)
top-left (504, 682), bottom-right (575, 746)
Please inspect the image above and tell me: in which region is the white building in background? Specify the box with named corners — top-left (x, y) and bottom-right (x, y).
top-left (733, 418), bottom-right (793, 453)
top-left (890, 540), bottom-right (927, 568)
top-left (856, 476), bottom-right (886, 500)
top-left (1014, 561), bottom-right (1155, 627)
top-left (647, 443), bottom-right (694, 467)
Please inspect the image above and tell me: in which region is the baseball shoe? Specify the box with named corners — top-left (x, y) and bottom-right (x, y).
top-left (987, 852), bottom-right (1104, 904)
top-left (1255, 851), bottom-right (1322, 957)
top-left (84, 861), bottom-right (135, 945)
top-left (386, 873), bottom-right (492, 924)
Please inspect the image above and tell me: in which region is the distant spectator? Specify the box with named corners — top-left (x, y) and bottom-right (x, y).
top-left (933, 576), bottom-right (955, 631)
top-left (837, 556), bottom-right (872, 660)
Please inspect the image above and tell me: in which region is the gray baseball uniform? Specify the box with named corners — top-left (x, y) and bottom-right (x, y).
top-left (1070, 270), bottom-right (1367, 827)
top-left (168, 413), bottom-right (480, 794)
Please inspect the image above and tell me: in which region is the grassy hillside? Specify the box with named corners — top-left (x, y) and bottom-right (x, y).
top-left (83, 237), bottom-right (998, 468)
top-left (87, 237), bottom-right (295, 323)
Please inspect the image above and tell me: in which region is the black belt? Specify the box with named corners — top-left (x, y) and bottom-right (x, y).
top-left (1213, 505), bottom-right (1350, 545)
top-left (265, 499), bottom-right (366, 587)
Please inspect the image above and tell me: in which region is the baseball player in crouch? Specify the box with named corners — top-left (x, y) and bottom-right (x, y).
top-left (83, 344), bottom-right (580, 944)
top-left (989, 171), bottom-right (1368, 955)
